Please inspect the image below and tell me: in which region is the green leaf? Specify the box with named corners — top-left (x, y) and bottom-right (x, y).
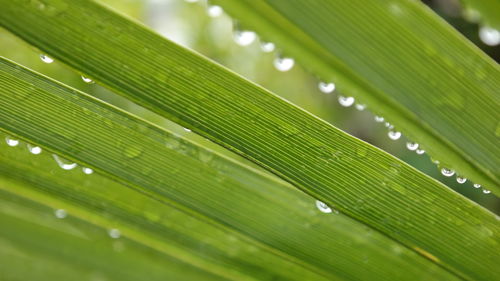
top-left (211, 0), bottom-right (499, 193)
top-left (0, 61), bottom-right (463, 281)
top-left (0, 39), bottom-right (499, 281)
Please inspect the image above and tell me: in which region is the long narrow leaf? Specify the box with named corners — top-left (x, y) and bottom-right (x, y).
top-left (0, 59), bottom-right (467, 281)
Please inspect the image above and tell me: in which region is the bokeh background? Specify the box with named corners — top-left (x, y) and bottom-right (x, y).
top-left (1, 0), bottom-right (498, 213)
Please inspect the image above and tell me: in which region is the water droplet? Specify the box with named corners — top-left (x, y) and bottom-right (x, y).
top-left (388, 131), bottom-right (401, 140)
top-left (27, 144), bottom-right (42, 154)
top-left (260, 42), bottom-right (275, 53)
top-left (473, 183), bottom-right (481, 189)
top-left (479, 26), bottom-right (500, 46)
top-left (456, 176), bottom-right (467, 184)
top-left (355, 104), bottom-right (366, 111)
top-left (338, 96), bottom-right (355, 107)
top-left (108, 228), bottom-right (121, 239)
top-left (316, 200), bottom-right (335, 214)
top-left (40, 54), bottom-right (54, 63)
top-left (483, 189), bottom-right (491, 194)
top-left (318, 82), bottom-right (335, 94)
top-left (416, 149), bottom-right (425, 155)
top-left (54, 209), bottom-right (67, 219)
top-left (52, 154), bottom-right (77, 170)
top-left (273, 56), bottom-right (294, 72)
top-left (82, 167), bottom-right (94, 174)
top-left (374, 116), bottom-right (385, 122)
top-left (5, 136), bottom-right (19, 147)
top-left (207, 5), bottom-right (223, 17)
top-left (406, 142), bottom-right (418, 151)
top-left (183, 127), bottom-right (192, 132)
top-left (441, 168), bottom-right (455, 177)
top-left (384, 122), bottom-right (394, 130)
top-left (81, 76), bottom-right (94, 83)
top-left (233, 30), bottom-right (256, 46)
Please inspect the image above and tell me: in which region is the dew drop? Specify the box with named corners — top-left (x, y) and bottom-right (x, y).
top-left (27, 144), bottom-right (42, 154)
top-left (406, 142), bottom-right (419, 151)
top-left (54, 209), bottom-right (67, 219)
top-left (207, 5), bottom-right (223, 17)
top-left (479, 26), bottom-right (500, 46)
top-left (52, 154), bottom-right (77, 170)
top-left (273, 56), bottom-right (294, 72)
top-left (416, 149), bottom-right (425, 155)
top-left (40, 54), bottom-right (54, 63)
top-left (183, 127), bottom-right (192, 132)
top-left (483, 189), bottom-right (491, 194)
top-left (5, 136), bottom-right (19, 147)
top-left (338, 96), bottom-right (355, 107)
top-left (315, 200), bottom-right (332, 213)
top-left (384, 122), bottom-right (394, 130)
top-left (108, 228), bottom-right (121, 239)
top-left (318, 82), bottom-right (335, 94)
top-left (82, 167), bottom-right (94, 174)
top-left (355, 104), bottom-right (366, 111)
top-left (260, 42), bottom-right (275, 53)
top-left (233, 30), bottom-right (256, 46)
top-left (441, 168), bottom-right (455, 177)
top-left (388, 131), bottom-right (401, 140)
top-left (456, 176), bottom-right (467, 184)
top-left (374, 116), bottom-right (385, 123)
top-left (473, 183), bottom-right (481, 189)
top-left (81, 76), bottom-right (94, 83)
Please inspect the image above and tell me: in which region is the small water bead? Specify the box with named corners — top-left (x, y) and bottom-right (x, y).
top-left (81, 76), bottom-right (94, 83)
top-left (473, 183), bottom-right (481, 189)
top-left (5, 136), bottom-right (19, 147)
top-left (479, 26), bottom-right (500, 46)
top-left (441, 168), bottom-right (455, 177)
top-left (273, 56), bottom-right (294, 72)
top-left (108, 228), bottom-right (121, 239)
top-left (40, 54), bottom-right (54, 63)
top-left (338, 96), bottom-right (355, 107)
top-left (82, 167), bottom-right (94, 174)
top-left (207, 5), bottom-right (223, 17)
top-left (384, 122), bottom-right (394, 130)
top-left (233, 30), bottom-right (256, 46)
top-left (316, 200), bottom-right (332, 213)
top-left (456, 176), bottom-right (467, 184)
top-left (388, 131), bottom-right (401, 140)
top-left (260, 42), bottom-right (275, 53)
top-left (355, 104), bottom-right (366, 111)
top-left (374, 116), bottom-right (385, 123)
top-left (54, 209), bottom-right (67, 219)
top-left (27, 144), bottom-right (42, 154)
top-left (415, 149), bottom-right (425, 155)
top-left (318, 82), bottom-right (335, 94)
top-left (183, 127), bottom-right (192, 132)
top-left (52, 154), bottom-right (78, 170)
top-left (483, 189), bottom-right (491, 194)
top-left (406, 142), bottom-right (419, 151)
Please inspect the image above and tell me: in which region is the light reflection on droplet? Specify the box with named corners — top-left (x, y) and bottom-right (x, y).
top-left (5, 136), bottom-right (19, 147)
top-left (108, 228), bottom-right (121, 239)
top-left (388, 131), bottom-right (401, 140)
top-left (81, 76), bottom-right (94, 83)
top-left (207, 5), bottom-right (223, 17)
top-left (260, 42), bottom-right (275, 53)
top-left (318, 82), bottom-right (335, 94)
top-left (441, 168), bottom-right (455, 177)
top-left (316, 200), bottom-right (332, 213)
top-left (54, 209), bottom-right (67, 219)
top-left (52, 154), bottom-right (77, 170)
top-left (273, 56), bottom-right (294, 72)
top-left (234, 30), bottom-right (256, 46)
top-left (40, 54), bottom-right (54, 63)
top-left (473, 183), bottom-right (481, 189)
top-left (479, 26), bottom-right (500, 46)
top-left (338, 96), bottom-right (355, 107)
top-left (82, 167), bottom-right (94, 174)
top-left (406, 142), bottom-right (418, 151)
top-left (456, 176), bottom-right (467, 184)
top-left (27, 144), bottom-right (42, 154)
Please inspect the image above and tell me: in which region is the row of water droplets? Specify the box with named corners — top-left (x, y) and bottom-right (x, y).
top-left (462, 8), bottom-right (500, 47)
top-left (4, 136), bottom-right (123, 239)
top-left (187, 0), bottom-right (492, 196)
top-left (5, 136), bottom-right (94, 175)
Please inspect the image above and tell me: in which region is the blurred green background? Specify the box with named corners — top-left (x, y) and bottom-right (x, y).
top-left (1, 0), bottom-right (498, 213)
